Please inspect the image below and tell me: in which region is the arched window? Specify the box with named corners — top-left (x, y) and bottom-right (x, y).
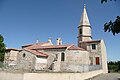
top-left (61, 53), bottom-right (65, 61)
top-left (23, 53), bottom-right (26, 58)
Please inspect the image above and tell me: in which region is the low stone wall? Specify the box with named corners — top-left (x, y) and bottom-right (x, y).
top-left (0, 69), bottom-right (103, 80)
top-left (60, 63), bottom-right (89, 72)
top-left (89, 65), bottom-right (102, 71)
top-left (0, 71), bottom-right (23, 80)
top-left (23, 70), bottom-right (103, 80)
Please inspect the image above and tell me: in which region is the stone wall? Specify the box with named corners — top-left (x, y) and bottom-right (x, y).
top-left (60, 62), bottom-right (89, 72)
top-left (40, 49), bottom-right (66, 71)
top-left (0, 71), bottom-right (23, 80)
top-left (23, 70), bottom-right (103, 80)
top-left (16, 50), bottom-right (36, 71)
top-left (60, 50), bottom-right (90, 72)
top-left (35, 57), bottom-right (47, 70)
top-left (89, 65), bottom-right (102, 71)
top-left (0, 70), bottom-right (103, 80)
top-left (41, 49), bottom-right (90, 72)
top-left (4, 50), bottom-right (19, 66)
top-left (65, 50), bottom-right (89, 64)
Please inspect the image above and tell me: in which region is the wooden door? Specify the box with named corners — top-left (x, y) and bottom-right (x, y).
top-left (96, 57), bottom-right (100, 65)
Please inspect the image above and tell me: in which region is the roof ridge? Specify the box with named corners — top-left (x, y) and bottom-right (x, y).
top-left (66, 44), bottom-right (74, 50)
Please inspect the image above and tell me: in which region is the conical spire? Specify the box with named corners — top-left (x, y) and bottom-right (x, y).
top-left (79, 4), bottom-right (90, 26)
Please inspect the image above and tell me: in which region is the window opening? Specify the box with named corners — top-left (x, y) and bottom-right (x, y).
top-left (61, 53), bottom-right (65, 61)
top-left (92, 44), bottom-right (96, 50)
top-left (23, 53), bottom-right (26, 58)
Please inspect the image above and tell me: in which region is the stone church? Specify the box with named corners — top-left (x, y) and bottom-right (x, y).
top-left (4, 4), bottom-right (108, 73)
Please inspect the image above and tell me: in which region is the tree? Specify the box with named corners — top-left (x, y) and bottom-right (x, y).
top-left (101, 0), bottom-right (116, 4)
top-left (101, 0), bottom-right (120, 35)
top-left (0, 34), bottom-right (6, 61)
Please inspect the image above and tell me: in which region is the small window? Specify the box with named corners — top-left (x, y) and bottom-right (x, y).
top-left (79, 29), bottom-right (82, 34)
top-left (92, 44), bottom-right (96, 50)
top-left (61, 53), bottom-right (65, 61)
top-left (89, 57), bottom-right (93, 65)
top-left (23, 53), bottom-right (26, 58)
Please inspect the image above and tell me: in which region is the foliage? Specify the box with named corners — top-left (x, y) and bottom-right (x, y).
top-left (101, 0), bottom-right (120, 36)
top-left (108, 61), bottom-right (120, 72)
top-left (0, 34), bottom-right (6, 61)
top-left (104, 16), bottom-right (120, 35)
top-left (101, 0), bottom-right (116, 3)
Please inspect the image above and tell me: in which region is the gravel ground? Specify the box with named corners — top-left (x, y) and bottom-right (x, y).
top-left (91, 73), bottom-right (120, 80)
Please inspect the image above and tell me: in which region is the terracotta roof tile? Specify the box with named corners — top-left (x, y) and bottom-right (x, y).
top-left (68, 45), bottom-right (86, 51)
top-left (33, 44), bottom-right (72, 50)
top-left (23, 42), bottom-right (85, 51)
top-left (24, 42), bottom-right (50, 49)
top-left (24, 48), bottom-right (48, 57)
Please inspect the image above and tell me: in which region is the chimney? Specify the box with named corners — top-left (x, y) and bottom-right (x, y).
top-left (48, 37), bottom-right (53, 45)
top-left (36, 39), bottom-right (39, 43)
top-left (56, 38), bottom-right (62, 45)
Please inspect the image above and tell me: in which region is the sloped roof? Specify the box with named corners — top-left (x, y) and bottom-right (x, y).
top-left (26, 42), bottom-right (49, 49)
top-left (79, 4), bottom-right (90, 26)
top-left (22, 42), bottom-right (86, 56)
top-left (24, 48), bottom-right (48, 57)
top-left (6, 48), bottom-right (21, 51)
top-left (68, 45), bottom-right (85, 51)
top-left (22, 42), bottom-right (49, 48)
top-left (25, 43), bottom-right (86, 51)
top-left (32, 44), bottom-right (72, 50)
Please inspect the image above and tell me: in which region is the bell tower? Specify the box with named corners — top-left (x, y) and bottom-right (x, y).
top-left (78, 4), bottom-right (92, 46)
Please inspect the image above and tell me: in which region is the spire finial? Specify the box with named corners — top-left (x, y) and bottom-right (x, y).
top-left (84, 0), bottom-right (86, 8)
top-left (84, 4), bottom-right (86, 8)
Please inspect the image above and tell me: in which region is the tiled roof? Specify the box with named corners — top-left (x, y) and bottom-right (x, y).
top-left (68, 45), bottom-right (85, 51)
top-left (6, 48), bottom-right (21, 51)
top-left (24, 42), bottom-right (50, 49)
top-left (29, 43), bottom-right (86, 51)
top-left (22, 42), bottom-right (86, 56)
top-left (24, 48), bottom-right (48, 57)
top-left (33, 44), bottom-right (72, 50)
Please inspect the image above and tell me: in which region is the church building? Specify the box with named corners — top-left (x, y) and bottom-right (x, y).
top-left (4, 4), bottom-right (108, 73)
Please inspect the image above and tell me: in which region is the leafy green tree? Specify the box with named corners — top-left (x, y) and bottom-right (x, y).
top-left (0, 34), bottom-right (6, 61)
top-left (101, 0), bottom-right (120, 35)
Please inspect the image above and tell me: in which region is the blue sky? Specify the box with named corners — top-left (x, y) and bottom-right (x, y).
top-left (0, 0), bottom-right (120, 61)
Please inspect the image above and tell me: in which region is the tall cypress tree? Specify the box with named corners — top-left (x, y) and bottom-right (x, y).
top-left (0, 34), bottom-right (6, 62)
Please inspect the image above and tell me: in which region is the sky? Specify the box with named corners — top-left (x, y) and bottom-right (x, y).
top-left (0, 0), bottom-right (120, 61)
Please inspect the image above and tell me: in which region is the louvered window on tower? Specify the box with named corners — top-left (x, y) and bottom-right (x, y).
top-left (79, 29), bottom-right (82, 34)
